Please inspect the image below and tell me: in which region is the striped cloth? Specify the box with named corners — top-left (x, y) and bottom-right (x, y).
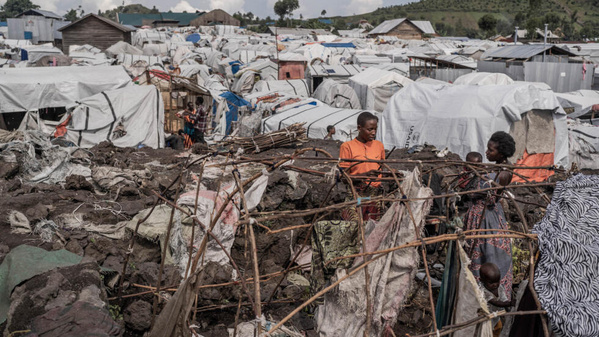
top-left (533, 174), bottom-right (599, 337)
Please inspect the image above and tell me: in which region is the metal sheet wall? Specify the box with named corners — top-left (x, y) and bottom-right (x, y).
top-left (523, 62), bottom-right (594, 93)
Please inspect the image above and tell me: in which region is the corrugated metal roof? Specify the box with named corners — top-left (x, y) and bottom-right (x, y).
top-left (18, 9), bottom-right (62, 20)
top-left (118, 12), bottom-right (200, 26)
top-left (59, 14), bottom-right (135, 33)
top-left (369, 18), bottom-right (435, 35)
top-left (482, 45), bottom-right (575, 60)
top-left (412, 21), bottom-right (436, 35)
top-left (369, 18), bottom-right (405, 35)
top-left (268, 27), bottom-right (329, 36)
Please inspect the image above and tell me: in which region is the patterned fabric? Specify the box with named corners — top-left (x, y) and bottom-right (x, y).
top-left (310, 220), bottom-right (360, 298)
top-left (341, 185), bottom-right (384, 222)
top-left (464, 173), bottom-right (513, 300)
top-left (533, 174), bottom-right (599, 337)
top-left (195, 106), bottom-right (208, 133)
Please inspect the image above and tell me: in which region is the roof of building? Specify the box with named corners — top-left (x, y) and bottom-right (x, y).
top-left (117, 12), bottom-right (202, 26)
top-left (268, 27), bottom-right (330, 36)
top-left (482, 44), bottom-right (576, 60)
top-left (17, 9), bottom-right (62, 20)
top-left (411, 55), bottom-right (477, 69)
top-left (58, 13), bottom-right (135, 32)
top-left (369, 18), bottom-right (435, 35)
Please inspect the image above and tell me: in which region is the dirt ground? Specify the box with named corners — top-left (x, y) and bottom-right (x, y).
top-left (0, 138), bottom-right (556, 336)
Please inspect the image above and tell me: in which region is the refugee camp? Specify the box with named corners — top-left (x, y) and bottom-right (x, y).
top-left (1, 0), bottom-right (599, 336)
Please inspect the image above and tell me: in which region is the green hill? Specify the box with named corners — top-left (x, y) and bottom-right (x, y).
top-left (333, 0), bottom-right (599, 39)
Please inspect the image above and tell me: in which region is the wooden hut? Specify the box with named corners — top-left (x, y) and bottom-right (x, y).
top-left (58, 14), bottom-right (135, 53)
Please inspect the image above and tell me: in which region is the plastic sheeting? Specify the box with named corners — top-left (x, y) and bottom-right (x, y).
top-left (555, 90), bottom-right (599, 119)
top-left (0, 66), bottom-right (132, 113)
top-left (0, 245), bottom-right (83, 324)
top-left (453, 72), bottom-right (515, 86)
top-left (316, 168), bottom-right (432, 336)
top-left (568, 120), bottom-right (599, 169)
top-left (348, 67), bottom-right (413, 112)
top-left (253, 79), bottom-right (310, 97)
top-left (62, 85), bottom-right (165, 149)
top-left (312, 79), bottom-right (362, 110)
top-left (262, 103), bottom-right (373, 141)
top-left (381, 82), bottom-right (569, 167)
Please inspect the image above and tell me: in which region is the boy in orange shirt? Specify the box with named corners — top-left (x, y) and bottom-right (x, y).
top-left (339, 112), bottom-right (385, 221)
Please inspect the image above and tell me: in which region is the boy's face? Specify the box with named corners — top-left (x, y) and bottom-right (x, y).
top-left (483, 279), bottom-right (500, 291)
top-left (358, 119), bottom-right (377, 142)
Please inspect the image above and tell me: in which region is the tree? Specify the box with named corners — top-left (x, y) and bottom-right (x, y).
top-left (273, 0), bottom-right (299, 27)
top-left (299, 14), bottom-right (303, 20)
top-left (0, 0), bottom-right (39, 19)
top-left (478, 14), bottom-right (498, 35)
top-left (321, 9), bottom-right (326, 16)
top-left (64, 9), bottom-right (79, 21)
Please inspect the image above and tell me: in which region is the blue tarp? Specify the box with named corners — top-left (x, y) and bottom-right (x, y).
top-left (321, 43), bottom-right (355, 48)
top-left (229, 61), bottom-right (243, 75)
top-left (213, 92), bottom-right (250, 135)
top-left (318, 19), bottom-right (333, 24)
top-left (186, 33), bottom-right (201, 44)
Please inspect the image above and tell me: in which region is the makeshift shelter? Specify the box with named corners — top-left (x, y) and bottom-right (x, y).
top-left (381, 82), bottom-right (569, 176)
top-left (453, 72), bottom-right (514, 85)
top-left (306, 64), bottom-right (363, 92)
top-left (262, 103), bottom-right (375, 141)
top-left (568, 120), bottom-right (599, 169)
top-left (278, 52), bottom-right (307, 80)
top-left (213, 92), bottom-right (250, 135)
top-left (59, 85), bottom-right (164, 149)
top-left (348, 67), bottom-right (413, 112)
top-left (253, 79), bottom-right (310, 97)
top-left (554, 90), bottom-right (599, 119)
top-left (0, 65), bottom-right (132, 113)
top-left (105, 41), bottom-right (143, 57)
top-left (312, 79), bottom-right (361, 109)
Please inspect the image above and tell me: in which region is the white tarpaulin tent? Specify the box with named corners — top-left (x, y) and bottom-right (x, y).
top-left (349, 67), bottom-right (413, 112)
top-left (262, 102), bottom-right (375, 141)
top-left (380, 82), bottom-right (568, 167)
top-left (453, 72), bottom-right (515, 86)
top-left (555, 90), bottom-right (599, 119)
top-left (0, 65), bottom-right (132, 113)
top-left (62, 85), bottom-right (164, 149)
top-left (253, 79), bottom-right (310, 97)
top-left (312, 79), bottom-right (362, 109)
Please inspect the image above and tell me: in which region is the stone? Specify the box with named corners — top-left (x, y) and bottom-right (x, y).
top-left (124, 300), bottom-right (152, 331)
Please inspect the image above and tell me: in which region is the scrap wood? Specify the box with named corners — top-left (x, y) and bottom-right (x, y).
top-left (219, 123), bottom-right (307, 153)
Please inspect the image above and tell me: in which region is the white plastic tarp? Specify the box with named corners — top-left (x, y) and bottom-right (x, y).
top-left (380, 82), bottom-right (569, 167)
top-left (63, 85), bottom-right (164, 149)
top-left (453, 72), bottom-right (515, 86)
top-left (105, 41), bottom-right (143, 57)
top-left (262, 103), bottom-right (373, 141)
top-left (0, 66), bottom-right (132, 113)
top-left (348, 67), bottom-right (413, 112)
top-left (555, 90), bottom-right (599, 119)
top-left (253, 79), bottom-right (310, 97)
top-left (312, 79), bottom-right (362, 109)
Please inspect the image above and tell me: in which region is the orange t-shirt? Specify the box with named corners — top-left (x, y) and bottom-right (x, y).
top-left (339, 138), bottom-right (385, 187)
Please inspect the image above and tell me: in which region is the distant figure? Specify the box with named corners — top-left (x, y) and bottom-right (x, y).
top-left (194, 97), bottom-right (208, 144)
top-left (324, 125), bottom-right (336, 140)
top-left (177, 102), bottom-right (197, 149)
top-left (464, 131), bottom-right (516, 300)
top-left (480, 262), bottom-right (515, 337)
top-left (339, 111), bottom-right (385, 221)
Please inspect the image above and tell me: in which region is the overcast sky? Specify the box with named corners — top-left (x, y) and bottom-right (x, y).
top-left (1, 0), bottom-right (413, 20)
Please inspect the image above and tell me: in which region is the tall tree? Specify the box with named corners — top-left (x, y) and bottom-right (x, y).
top-left (321, 9), bottom-right (326, 16)
top-left (0, 0), bottom-right (40, 20)
top-left (478, 14), bottom-right (498, 36)
top-left (274, 0), bottom-right (299, 26)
